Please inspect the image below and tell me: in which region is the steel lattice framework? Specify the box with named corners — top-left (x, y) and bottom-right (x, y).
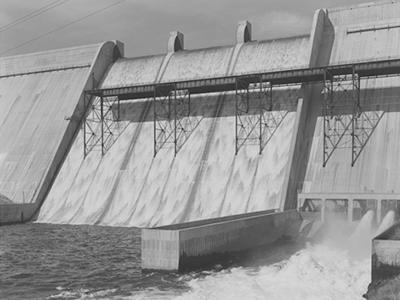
top-left (175, 90), bottom-right (202, 154)
top-left (84, 94), bottom-right (129, 157)
top-left (153, 84), bottom-right (202, 156)
top-left (153, 84), bottom-right (175, 155)
top-left (352, 110), bottom-right (383, 165)
top-left (84, 94), bottom-right (102, 156)
top-left (323, 67), bottom-right (383, 166)
top-left (85, 58), bottom-right (400, 165)
top-left (235, 76), bottom-right (288, 154)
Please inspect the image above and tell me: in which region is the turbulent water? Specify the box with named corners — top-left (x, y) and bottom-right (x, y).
top-left (0, 212), bottom-right (396, 300)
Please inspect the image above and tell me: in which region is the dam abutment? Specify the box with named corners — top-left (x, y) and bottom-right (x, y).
top-left (0, 41), bottom-right (124, 225)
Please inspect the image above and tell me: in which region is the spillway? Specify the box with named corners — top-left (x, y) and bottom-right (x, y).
top-left (37, 37), bottom-right (310, 227)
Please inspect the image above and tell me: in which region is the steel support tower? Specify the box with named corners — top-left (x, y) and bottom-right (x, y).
top-left (323, 67), bottom-right (383, 166)
top-left (153, 84), bottom-right (176, 156)
top-left (153, 84), bottom-right (201, 156)
top-left (84, 94), bottom-right (128, 157)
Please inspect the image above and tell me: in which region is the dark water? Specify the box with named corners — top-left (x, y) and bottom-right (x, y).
top-left (0, 222), bottom-right (372, 300)
top-left (0, 223), bottom-right (302, 300)
top-left (0, 223), bottom-right (190, 300)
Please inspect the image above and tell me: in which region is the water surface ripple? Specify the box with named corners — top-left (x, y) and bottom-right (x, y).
top-left (0, 223), bottom-right (187, 300)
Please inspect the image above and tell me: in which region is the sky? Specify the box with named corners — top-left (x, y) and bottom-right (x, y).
top-left (0, 0), bottom-right (375, 59)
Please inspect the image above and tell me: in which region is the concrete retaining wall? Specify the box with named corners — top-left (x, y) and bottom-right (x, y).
top-left (0, 204), bottom-right (38, 225)
top-left (142, 209), bottom-right (300, 272)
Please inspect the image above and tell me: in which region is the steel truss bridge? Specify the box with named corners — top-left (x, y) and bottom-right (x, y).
top-left (84, 58), bottom-right (400, 166)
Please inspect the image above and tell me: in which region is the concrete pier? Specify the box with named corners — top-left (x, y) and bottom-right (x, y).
top-left (141, 209), bottom-right (301, 272)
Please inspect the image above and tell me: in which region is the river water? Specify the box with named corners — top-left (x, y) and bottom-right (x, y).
top-left (1, 212), bottom-right (393, 300)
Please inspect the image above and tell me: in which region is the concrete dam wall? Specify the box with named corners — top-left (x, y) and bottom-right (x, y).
top-left (37, 36), bottom-right (310, 227)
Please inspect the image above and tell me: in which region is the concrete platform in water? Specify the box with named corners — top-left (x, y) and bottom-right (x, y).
top-left (141, 209), bottom-right (312, 272)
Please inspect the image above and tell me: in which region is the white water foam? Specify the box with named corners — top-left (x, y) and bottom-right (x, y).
top-left (48, 288), bottom-right (118, 300)
top-left (117, 242), bottom-right (370, 300)
top-left (165, 212), bottom-right (383, 300)
top-left (376, 210), bottom-right (396, 236)
top-left (174, 244), bottom-right (370, 300)
top-left (347, 210), bottom-right (376, 259)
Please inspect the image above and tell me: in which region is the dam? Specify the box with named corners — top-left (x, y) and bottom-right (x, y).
top-left (1, 0), bottom-right (400, 281)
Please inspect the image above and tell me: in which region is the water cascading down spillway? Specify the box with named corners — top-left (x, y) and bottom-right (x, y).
top-left (37, 30), bottom-right (311, 228)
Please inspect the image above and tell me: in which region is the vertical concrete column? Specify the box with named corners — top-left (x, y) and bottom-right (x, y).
top-left (321, 198), bottom-right (326, 221)
top-left (236, 20), bottom-right (252, 44)
top-left (377, 199), bottom-right (382, 224)
top-left (281, 9), bottom-right (331, 211)
top-left (348, 198), bottom-right (354, 222)
top-left (297, 195), bottom-right (302, 210)
top-left (227, 20), bottom-right (252, 75)
top-left (168, 31), bottom-right (184, 53)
